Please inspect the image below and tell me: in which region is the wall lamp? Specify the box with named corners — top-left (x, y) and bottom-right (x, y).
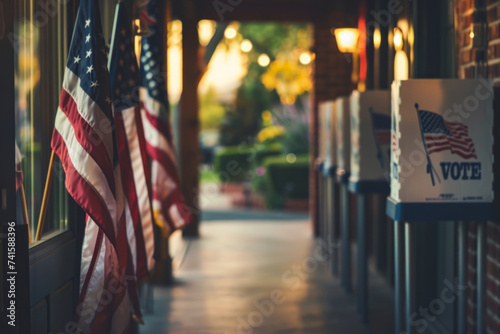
top-left (333, 28), bottom-right (360, 53)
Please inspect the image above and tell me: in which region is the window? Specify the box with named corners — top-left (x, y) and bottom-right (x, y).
top-left (14, 0), bottom-right (72, 243)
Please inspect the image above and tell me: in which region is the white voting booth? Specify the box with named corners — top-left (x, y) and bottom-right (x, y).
top-left (387, 79), bottom-right (494, 334)
top-left (323, 101), bottom-right (337, 176)
top-left (387, 79), bottom-right (494, 221)
top-left (349, 90), bottom-right (391, 194)
top-left (336, 96), bottom-right (351, 183)
top-left (318, 102), bottom-right (328, 168)
top-left (347, 90), bottom-right (391, 324)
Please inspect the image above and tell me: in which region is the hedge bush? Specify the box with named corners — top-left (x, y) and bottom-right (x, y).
top-left (213, 144), bottom-right (283, 183)
top-left (213, 146), bottom-right (253, 183)
top-left (263, 154), bottom-right (309, 200)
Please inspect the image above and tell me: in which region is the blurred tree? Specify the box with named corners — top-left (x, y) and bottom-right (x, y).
top-left (218, 23), bottom-right (313, 147)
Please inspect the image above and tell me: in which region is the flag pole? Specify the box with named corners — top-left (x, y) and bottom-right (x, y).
top-left (415, 103), bottom-right (440, 186)
top-left (369, 107), bottom-right (385, 169)
top-left (36, 150), bottom-right (55, 241)
top-left (19, 183), bottom-right (32, 243)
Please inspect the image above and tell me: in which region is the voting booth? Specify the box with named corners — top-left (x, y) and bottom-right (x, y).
top-left (336, 96), bottom-right (351, 184)
top-left (318, 102), bottom-right (328, 170)
top-left (387, 79), bottom-right (494, 334)
top-left (387, 79), bottom-right (494, 221)
top-left (348, 90), bottom-right (391, 194)
top-left (347, 90), bottom-right (391, 323)
top-left (323, 101), bottom-right (337, 176)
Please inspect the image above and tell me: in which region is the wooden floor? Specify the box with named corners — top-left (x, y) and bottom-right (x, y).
top-left (138, 208), bottom-right (394, 334)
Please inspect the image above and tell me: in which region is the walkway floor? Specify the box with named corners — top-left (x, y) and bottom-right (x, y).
top-left (139, 185), bottom-right (394, 334)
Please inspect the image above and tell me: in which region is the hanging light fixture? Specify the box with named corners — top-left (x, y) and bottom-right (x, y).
top-left (333, 28), bottom-right (359, 53)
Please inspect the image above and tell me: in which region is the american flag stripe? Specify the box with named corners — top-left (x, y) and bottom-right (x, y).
top-left (108, 0), bottom-right (155, 285)
top-left (15, 143), bottom-right (23, 191)
top-left (51, 0), bottom-right (130, 331)
top-left (131, 107), bottom-right (155, 272)
top-left (418, 108), bottom-right (478, 160)
top-left (140, 0), bottom-right (192, 234)
top-left (141, 102), bottom-right (177, 166)
top-left (376, 131), bottom-right (391, 145)
top-left (62, 70), bottom-right (115, 161)
top-left (141, 100), bottom-right (173, 141)
top-left (52, 116), bottom-right (117, 244)
top-left (115, 107), bottom-right (155, 277)
top-left (59, 89), bottom-right (116, 190)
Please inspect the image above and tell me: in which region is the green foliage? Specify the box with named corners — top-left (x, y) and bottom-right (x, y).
top-left (279, 122), bottom-right (309, 155)
top-left (213, 143), bottom-right (284, 184)
top-left (254, 142), bottom-right (283, 165)
top-left (199, 169), bottom-right (220, 184)
top-left (219, 23), bottom-right (312, 146)
top-left (199, 86), bottom-right (226, 131)
top-left (252, 154), bottom-right (310, 208)
top-left (264, 155), bottom-right (309, 199)
top-left (213, 146), bottom-right (253, 183)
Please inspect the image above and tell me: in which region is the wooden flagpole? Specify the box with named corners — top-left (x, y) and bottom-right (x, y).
top-left (35, 150), bottom-right (56, 241)
top-left (19, 183), bottom-right (32, 243)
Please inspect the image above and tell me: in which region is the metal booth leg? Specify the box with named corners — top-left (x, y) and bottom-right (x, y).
top-left (394, 220), bottom-right (405, 334)
top-left (341, 184), bottom-right (352, 293)
top-left (356, 194), bottom-right (368, 323)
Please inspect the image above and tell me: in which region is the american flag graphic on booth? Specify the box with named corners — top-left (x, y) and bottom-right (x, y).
top-left (370, 108), bottom-right (391, 169)
top-left (417, 108), bottom-right (478, 160)
top-left (50, 0), bottom-right (131, 332)
top-left (371, 111), bottom-right (391, 145)
top-left (139, 0), bottom-right (192, 234)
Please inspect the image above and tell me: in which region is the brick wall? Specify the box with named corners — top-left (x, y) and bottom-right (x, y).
top-left (456, 1), bottom-right (500, 333)
top-left (310, 15), bottom-right (355, 236)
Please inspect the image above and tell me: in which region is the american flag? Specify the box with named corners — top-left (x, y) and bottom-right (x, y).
top-left (370, 108), bottom-right (391, 169)
top-left (50, 0), bottom-right (130, 332)
top-left (371, 111), bottom-right (391, 145)
top-left (109, 1), bottom-right (156, 321)
top-left (15, 142), bottom-right (23, 191)
top-left (417, 109), bottom-right (478, 160)
top-left (139, 0), bottom-right (192, 234)
top-left (392, 112), bottom-right (398, 159)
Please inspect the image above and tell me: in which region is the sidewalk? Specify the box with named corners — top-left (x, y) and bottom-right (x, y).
top-left (139, 185), bottom-right (394, 334)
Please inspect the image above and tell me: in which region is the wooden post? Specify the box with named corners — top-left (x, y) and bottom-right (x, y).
top-left (180, 0), bottom-right (201, 237)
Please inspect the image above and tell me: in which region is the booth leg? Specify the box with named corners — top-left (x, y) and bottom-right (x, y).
top-left (457, 221), bottom-right (467, 334)
top-left (405, 221), bottom-right (415, 334)
top-left (477, 222), bottom-right (486, 334)
top-left (331, 178), bottom-right (340, 277)
top-left (318, 177), bottom-right (324, 241)
top-left (341, 184), bottom-right (352, 293)
top-left (356, 194), bottom-right (368, 323)
top-left (394, 220), bottom-right (405, 334)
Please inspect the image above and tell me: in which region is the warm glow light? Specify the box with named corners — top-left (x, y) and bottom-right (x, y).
top-left (299, 52), bottom-right (312, 65)
top-left (224, 27), bottom-right (237, 39)
top-left (333, 28), bottom-right (359, 53)
top-left (373, 28), bottom-right (381, 49)
top-left (470, 31), bottom-right (475, 39)
top-left (394, 27), bottom-right (403, 51)
top-left (394, 50), bottom-right (409, 80)
top-left (286, 153), bottom-right (297, 164)
top-left (258, 53), bottom-right (270, 67)
top-left (240, 39), bottom-right (253, 52)
top-left (198, 20), bottom-right (215, 47)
